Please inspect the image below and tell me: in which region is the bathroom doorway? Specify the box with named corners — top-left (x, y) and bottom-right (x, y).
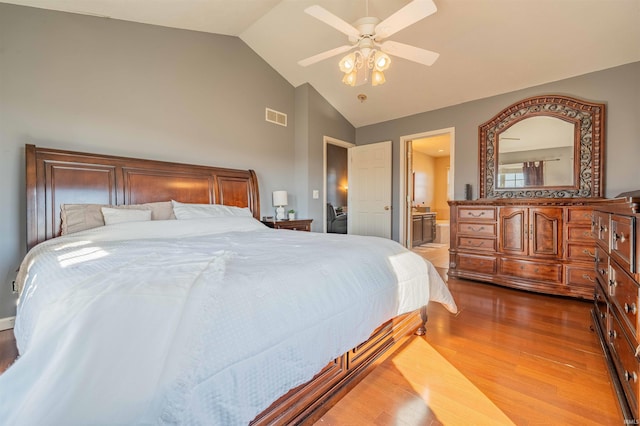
top-left (400, 128), bottom-right (454, 254)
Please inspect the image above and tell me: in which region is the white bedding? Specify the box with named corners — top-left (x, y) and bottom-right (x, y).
top-left (0, 217), bottom-right (456, 425)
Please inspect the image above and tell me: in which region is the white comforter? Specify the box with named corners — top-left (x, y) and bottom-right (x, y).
top-left (0, 217), bottom-right (456, 425)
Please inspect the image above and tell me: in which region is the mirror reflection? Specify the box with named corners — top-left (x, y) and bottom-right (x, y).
top-left (497, 116), bottom-right (575, 188)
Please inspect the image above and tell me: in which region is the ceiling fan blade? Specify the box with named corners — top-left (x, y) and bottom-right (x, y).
top-left (304, 5), bottom-right (360, 39)
top-left (298, 45), bottom-right (355, 67)
top-left (380, 40), bottom-right (439, 66)
top-left (375, 0), bottom-right (437, 39)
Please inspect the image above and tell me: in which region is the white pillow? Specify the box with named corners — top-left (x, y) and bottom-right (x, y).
top-left (171, 200), bottom-right (253, 219)
top-left (101, 207), bottom-right (152, 225)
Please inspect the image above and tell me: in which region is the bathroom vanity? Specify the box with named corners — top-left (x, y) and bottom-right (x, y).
top-left (412, 212), bottom-right (436, 246)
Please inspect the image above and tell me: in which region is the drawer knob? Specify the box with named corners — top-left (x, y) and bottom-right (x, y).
top-left (467, 211), bottom-right (485, 217)
top-left (624, 303), bottom-right (637, 315)
top-left (609, 330), bottom-right (618, 339)
top-left (469, 226), bottom-right (485, 232)
top-left (624, 371), bottom-right (638, 383)
top-left (613, 232), bottom-right (626, 243)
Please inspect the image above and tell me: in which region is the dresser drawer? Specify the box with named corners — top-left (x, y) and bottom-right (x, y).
top-left (500, 258), bottom-right (562, 283)
top-left (457, 223), bottom-right (496, 236)
top-left (456, 253), bottom-right (497, 275)
top-left (611, 214), bottom-right (635, 274)
top-left (566, 242), bottom-right (597, 262)
top-left (610, 260), bottom-right (640, 340)
top-left (564, 265), bottom-right (597, 299)
top-left (594, 279), bottom-right (608, 333)
top-left (610, 314), bottom-right (640, 418)
top-left (567, 225), bottom-right (593, 242)
top-left (566, 264), bottom-right (597, 288)
top-left (457, 207), bottom-right (496, 221)
top-left (594, 210), bottom-right (610, 250)
top-left (457, 236), bottom-right (496, 252)
top-left (595, 246), bottom-right (609, 286)
top-left (567, 208), bottom-right (593, 224)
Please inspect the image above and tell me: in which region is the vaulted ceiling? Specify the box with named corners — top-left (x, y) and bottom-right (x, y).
top-left (3, 0), bottom-right (639, 127)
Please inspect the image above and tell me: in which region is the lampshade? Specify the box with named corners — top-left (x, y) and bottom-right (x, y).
top-left (272, 190), bottom-right (288, 207)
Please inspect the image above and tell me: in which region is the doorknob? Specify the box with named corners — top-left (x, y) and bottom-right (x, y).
top-left (384, 206), bottom-right (391, 211)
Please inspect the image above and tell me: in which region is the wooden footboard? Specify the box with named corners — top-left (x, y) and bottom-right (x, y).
top-left (251, 309), bottom-right (424, 425)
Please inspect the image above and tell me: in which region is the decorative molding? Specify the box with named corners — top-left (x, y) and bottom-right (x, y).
top-left (479, 95), bottom-right (605, 199)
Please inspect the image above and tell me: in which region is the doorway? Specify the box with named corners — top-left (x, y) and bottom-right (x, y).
top-left (400, 128), bottom-right (455, 250)
top-left (323, 137), bottom-right (354, 234)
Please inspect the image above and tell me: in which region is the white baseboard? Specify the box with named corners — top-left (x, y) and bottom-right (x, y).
top-left (0, 316), bottom-right (16, 331)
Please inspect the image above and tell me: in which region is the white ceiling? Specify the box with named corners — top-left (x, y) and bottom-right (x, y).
top-left (4, 0), bottom-right (640, 127)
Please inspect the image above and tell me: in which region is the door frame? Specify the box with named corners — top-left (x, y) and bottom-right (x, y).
top-left (399, 127), bottom-right (455, 247)
top-left (323, 136), bottom-right (355, 233)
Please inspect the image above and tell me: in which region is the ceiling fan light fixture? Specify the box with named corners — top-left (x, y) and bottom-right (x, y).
top-left (342, 70), bottom-right (358, 86)
top-left (339, 52), bottom-right (356, 73)
top-left (339, 49), bottom-right (388, 87)
top-left (371, 70), bottom-right (386, 86)
top-left (374, 51), bottom-right (391, 71)
top-left (300, 1), bottom-right (439, 87)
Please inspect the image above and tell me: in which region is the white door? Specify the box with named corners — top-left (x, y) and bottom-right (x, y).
top-left (348, 141), bottom-right (392, 238)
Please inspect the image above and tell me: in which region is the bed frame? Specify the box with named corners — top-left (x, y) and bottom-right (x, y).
top-left (25, 144), bottom-right (426, 424)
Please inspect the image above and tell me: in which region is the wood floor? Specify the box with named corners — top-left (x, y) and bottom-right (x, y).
top-left (317, 267), bottom-right (623, 425)
top-left (0, 266), bottom-right (623, 425)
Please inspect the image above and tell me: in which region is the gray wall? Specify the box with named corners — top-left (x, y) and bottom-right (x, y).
top-left (356, 62), bottom-right (640, 241)
top-left (0, 4), bottom-right (303, 318)
top-left (294, 84), bottom-right (355, 232)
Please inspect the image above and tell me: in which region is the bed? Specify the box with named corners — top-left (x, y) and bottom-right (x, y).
top-left (0, 144), bottom-right (457, 425)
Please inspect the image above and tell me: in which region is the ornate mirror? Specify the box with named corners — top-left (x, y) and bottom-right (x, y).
top-left (479, 95), bottom-right (605, 198)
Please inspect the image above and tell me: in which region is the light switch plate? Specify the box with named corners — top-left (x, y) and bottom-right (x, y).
top-left (312, 190), bottom-right (319, 199)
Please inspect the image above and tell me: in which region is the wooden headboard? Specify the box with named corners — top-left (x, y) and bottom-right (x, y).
top-left (26, 144), bottom-right (260, 250)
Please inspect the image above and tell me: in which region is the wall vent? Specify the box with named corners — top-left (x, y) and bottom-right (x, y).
top-left (265, 108), bottom-right (287, 127)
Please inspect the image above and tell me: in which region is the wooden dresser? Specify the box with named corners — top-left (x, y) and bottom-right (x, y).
top-left (449, 198), bottom-right (609, 299)
top-left (592, 198), bottom-right (640, 421)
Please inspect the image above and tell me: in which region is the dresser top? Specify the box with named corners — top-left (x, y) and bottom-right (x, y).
top-left (592, 197), bottom-right (640, 214)
top-left (448, 197), bottom-right (612, 207)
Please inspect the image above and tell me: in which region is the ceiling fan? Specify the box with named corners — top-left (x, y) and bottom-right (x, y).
top-left (298, 0), bottom-right (440, 86)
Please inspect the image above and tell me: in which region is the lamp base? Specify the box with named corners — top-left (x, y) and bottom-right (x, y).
top-left (275, 206), bottom-right (285, 220)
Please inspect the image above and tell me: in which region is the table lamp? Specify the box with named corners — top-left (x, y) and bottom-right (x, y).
top-left (272, 190), bottom-right (288, 220)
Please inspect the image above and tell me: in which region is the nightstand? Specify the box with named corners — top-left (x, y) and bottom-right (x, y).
top-left (261, 219), bottom-right (313, 232)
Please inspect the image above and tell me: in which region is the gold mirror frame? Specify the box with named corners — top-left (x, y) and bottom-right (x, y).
top-left (479, 95), bottom-right (605, 199)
